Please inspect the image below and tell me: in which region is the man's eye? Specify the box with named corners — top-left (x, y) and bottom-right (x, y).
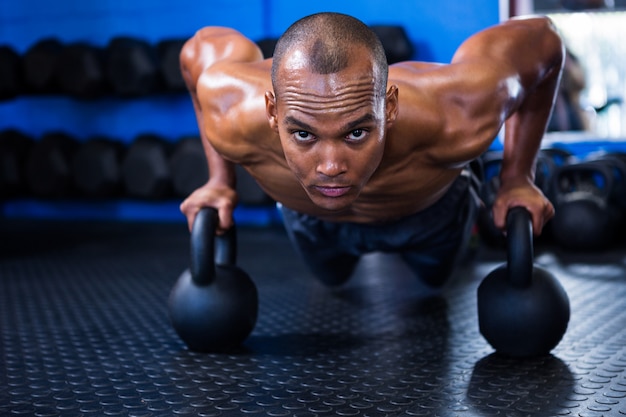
top-left (347, 129), bottom-right (366, 140)
top-left (294, 131), bottom-right (313, 141)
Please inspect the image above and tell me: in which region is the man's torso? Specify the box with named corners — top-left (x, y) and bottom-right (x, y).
top-left (197, 60), bottom-right (497, 223)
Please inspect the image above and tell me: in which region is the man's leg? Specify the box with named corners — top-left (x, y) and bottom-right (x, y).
top-left (400, 170), bottom-right (481, 288)
top-left (280, 205), bottom-right (359, 287)
top-left (400, 234), bottom-right (465, 288)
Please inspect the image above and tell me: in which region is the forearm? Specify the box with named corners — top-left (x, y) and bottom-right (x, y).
top-left (499, 20), bottom-right (565, 184)
top-left (187, 88), bottom-right (236, 189)
top-left (180, 92), bottom-right (238, 231)
top-left (500, 66), bottom-right (561, 184)
top-left (204, 139), bottom-right (236, 188)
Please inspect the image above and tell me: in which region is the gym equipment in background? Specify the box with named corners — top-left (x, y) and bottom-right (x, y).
top-left (475, 151), bottom-right (507, 247)
top-left (122, 134), bottom-right (173, 200)
top-left (256, 38), bottom-right (278, 59)
top-left (22, 38), bottom-right (63, 95)
top-left (55, 42), bottom-right (108, 99)
top-left (169, 136), bottom-right (208, 198)
top-left (25, 131), bottom-right (79, 198)
top-left (72, 137), bottom-right (125, 198)
top-left (370, 25), bottom-right (414, 64)
top-left (157, 38), bottom-right (187, 93)
top-left (549, 153), bottom-right (626, 250)
top-left (106, 37), bottom-right (161, 97)
top-left (0, 45), bottom-right (22, 100)
top-left (0, 129), bottom-right (33, 198)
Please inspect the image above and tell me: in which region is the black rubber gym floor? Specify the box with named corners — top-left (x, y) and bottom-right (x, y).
top-left (1, 218), bottom-right (626, 417)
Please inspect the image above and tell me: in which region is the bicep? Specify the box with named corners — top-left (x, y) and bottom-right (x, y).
top-left (409, 66), bottom-right (513, 166)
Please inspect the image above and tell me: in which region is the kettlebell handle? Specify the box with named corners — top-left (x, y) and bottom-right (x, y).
top-left (507, 206), bottom-right (533, 289)
top-left (190, 207), bottom-right (237, 286)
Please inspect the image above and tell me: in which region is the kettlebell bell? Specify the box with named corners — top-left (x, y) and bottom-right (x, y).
top-left (477, 207), bottom-right (570, 357)
top-left (168, 207), bottom-right (258, 352)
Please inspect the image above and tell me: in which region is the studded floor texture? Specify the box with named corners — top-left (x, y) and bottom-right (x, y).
top-left (1, 218), bottom-right (626, 417)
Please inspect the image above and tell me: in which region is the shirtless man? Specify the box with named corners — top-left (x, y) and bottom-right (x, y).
top-left (179, 12), bottom-right (562, 287)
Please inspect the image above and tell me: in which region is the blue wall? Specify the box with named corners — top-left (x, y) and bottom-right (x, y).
top-left (0, 1), bottom-right (499, 58)
top-left (0, 1), bottom-right (501, 144)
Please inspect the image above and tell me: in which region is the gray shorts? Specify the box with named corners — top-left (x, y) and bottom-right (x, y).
top-left (280, 171), bottom-right (481, 287)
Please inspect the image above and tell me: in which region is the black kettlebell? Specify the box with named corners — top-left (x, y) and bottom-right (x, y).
top-left (549, 161), bottom-right (620, 250)
top-left (477, 207), bottom-right (570, 357)
top-left (168, 207), bottom-right (258, 352)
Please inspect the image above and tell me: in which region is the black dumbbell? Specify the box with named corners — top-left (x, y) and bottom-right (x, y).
top-left (122, 134), bottom-right (173, 199)
top-left (73, 137), bottom-right (125, 198)
top-left (106, 37), bottom-right (161, 97)
top-left (370, 25), bottom-right (414, 64)
top-left (168, 136), bottom-right (272, 204)
top-left (55, 42), bottom-right (108, 99)
top-left (256, 38), bottom-right (278, 59)
top-left (22, 38), bottom-right (63, 94)
top-left (0, 129), bottom-right (34, 198)
top-left (169, 136), bottom-right (208, 198)
top-left (157, 38), bottom-right (187, 93)
top-left (25, 132), bottom-right (79, 198)
top-left (0, 45), bottom-right (22, 100)
top-left (235, 165), bottom-right (273, 206)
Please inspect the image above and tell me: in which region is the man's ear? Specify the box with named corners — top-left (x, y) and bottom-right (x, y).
top-left (385, 85), bottom-right (399, 128)
top-left (265, 91), bottom-right (279, 131)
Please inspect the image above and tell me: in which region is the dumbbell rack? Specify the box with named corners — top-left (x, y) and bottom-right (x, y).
top-left (0, 35), bottom-right (190, 222)
top-left (0, 35), bottom-right (281, 225)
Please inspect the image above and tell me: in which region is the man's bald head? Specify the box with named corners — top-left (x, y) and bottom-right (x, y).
top-left (271, 12), bottom-right (388, 98)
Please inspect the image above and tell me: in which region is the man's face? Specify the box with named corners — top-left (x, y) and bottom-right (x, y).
top-left (266, 48), bottom-right (398, 212)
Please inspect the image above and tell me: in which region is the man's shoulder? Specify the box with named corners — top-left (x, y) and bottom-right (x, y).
top-left (388, 61), bottom-right (443, 83)
top-left (197, 67), bottom-right (274, 162)
top-left (198, 59), bottom-right (271, 101)
top-left (191, 26), bottom-right (250, 43)
top-left (387, 62), bottom-right (450, 100)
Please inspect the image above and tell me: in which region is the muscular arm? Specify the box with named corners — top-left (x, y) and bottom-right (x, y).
top-left (452, 16), bottom-right (565, 233)
top-left (178, 27), bottom-right (264, 231)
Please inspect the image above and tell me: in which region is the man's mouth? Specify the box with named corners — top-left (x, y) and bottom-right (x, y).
top-left (313, 186), bottom-right (351, 198)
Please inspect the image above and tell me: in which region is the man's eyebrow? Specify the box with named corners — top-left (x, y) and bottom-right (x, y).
top-left (283, 116), bottom-right (314, 131)
top-left (283, 113), bottom-right (376, 132)
top-left (342, 114), bottom-right (375, 132)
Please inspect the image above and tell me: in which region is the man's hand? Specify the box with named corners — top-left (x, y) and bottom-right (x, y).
top-left (491, 178), bottom-right (555, 235)
top-left (179, 181), bottom-right (238, 234)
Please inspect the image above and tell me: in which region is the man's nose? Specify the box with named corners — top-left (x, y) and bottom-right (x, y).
top-left (315, 145), bottom-right (347, 178)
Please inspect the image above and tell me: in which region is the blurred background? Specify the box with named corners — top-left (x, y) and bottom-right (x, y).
top-left (514, 0), bottom-right (626, 139)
